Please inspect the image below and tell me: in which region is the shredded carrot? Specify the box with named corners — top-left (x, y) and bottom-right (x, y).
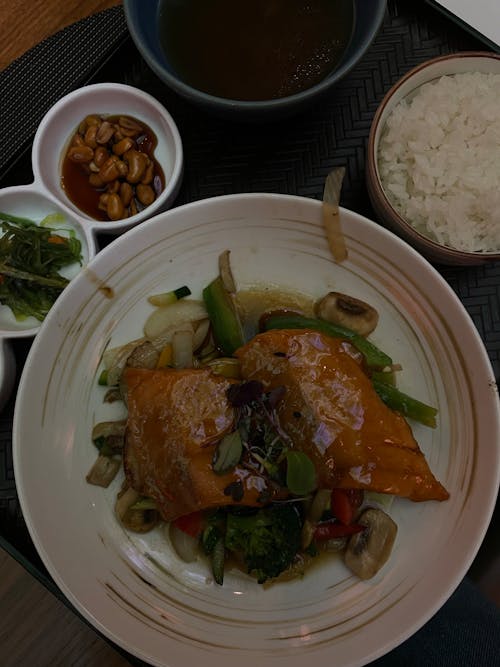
top-left (48, 235), bottom-right (66, 245)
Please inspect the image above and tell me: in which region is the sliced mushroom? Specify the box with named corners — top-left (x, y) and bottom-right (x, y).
top-left (86, 454), bottom-right (121, 487)
top-left (91, 419), bottom-right (127, 441)
top-left (315, 292), bottom-right (379, 337)
top-left (91, 419), bottom-right (126, 455)
top-left (115, 485), bottom-right (159, 533)
top-left (103, 387), bottom-right (123, 404)
top-left (344, 508), bottom-right (397, 580)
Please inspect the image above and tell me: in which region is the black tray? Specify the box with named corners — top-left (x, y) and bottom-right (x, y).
top-left (1, 2), bottom-right (499, 665)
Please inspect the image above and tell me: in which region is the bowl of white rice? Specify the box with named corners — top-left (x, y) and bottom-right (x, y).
top-left (366, 52), bottom-right (500, 265)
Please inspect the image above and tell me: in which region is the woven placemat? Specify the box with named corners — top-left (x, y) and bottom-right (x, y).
top-left (0, 6), bottom-right (128, 177)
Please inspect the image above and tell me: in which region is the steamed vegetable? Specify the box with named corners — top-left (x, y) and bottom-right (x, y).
top-left (225, 504), bottom-right (302, 583)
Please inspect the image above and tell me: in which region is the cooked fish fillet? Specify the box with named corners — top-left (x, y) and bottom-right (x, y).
top-left (123, 367), bottom-right (268, 522)
top-left (236, 329), bottom-right (449, 502)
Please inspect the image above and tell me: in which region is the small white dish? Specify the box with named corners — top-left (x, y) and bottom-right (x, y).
top-left (32, 83), bottom-right (184, 234)
top-left (13, 193), bottom-right (500, 667)
top-left (0, 82), bottom-right (183, 405)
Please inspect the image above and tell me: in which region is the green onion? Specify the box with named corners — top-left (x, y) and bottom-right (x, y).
top-left (147, 285), bottom-right (191, 306)
top-left (203, 276), bottom-right (244, 355)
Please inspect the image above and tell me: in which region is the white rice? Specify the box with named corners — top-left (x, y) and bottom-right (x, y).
top-left (378, 71), bottom-right (500, 253)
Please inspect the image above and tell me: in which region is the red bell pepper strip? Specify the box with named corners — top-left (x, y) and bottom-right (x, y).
top-left (330, 488), bottom-right (364, 525)
top-left (314, 521), bottom-right (364, 541)
top-left (172, 511), bottom-right (204, 538)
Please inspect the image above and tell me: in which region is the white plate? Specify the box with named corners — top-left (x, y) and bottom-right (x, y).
top-left (13, 194), bottom-right (500, 667)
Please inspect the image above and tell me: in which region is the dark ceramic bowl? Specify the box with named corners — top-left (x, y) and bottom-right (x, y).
top-left (124, 0), bottom-right (387, 120)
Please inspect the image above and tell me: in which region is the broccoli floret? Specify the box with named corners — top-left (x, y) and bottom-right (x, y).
top-left (225, 504), bottom-right (302, 583)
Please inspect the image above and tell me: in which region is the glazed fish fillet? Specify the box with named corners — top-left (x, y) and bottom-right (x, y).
top-left (236, 329), bottom-right (449, 502)
top-left (123, 367), bottom-right (267, 522)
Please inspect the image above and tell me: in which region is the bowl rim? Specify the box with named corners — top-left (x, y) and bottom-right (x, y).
top-left (123, 0), bottom-right (387, 112)
top-left (366, 50), bottom-right (500, 263)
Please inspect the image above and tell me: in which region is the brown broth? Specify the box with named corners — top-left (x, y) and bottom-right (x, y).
top-left (158, 0), bottom-right (355, 101)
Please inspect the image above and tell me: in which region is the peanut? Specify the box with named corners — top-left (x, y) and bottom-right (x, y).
top-left (113, 137), bottom-right (134, 156)
top-left (141, 159), bottom-right (154, 185)
top-left (96, 121), bottom-right (115, 145)
top-left (88, 173), bottom-right (104, 188)
top-left (99, 155), bottom-right (120, 183)
top-left (98, 193), bottom-right (109, 211)
top-left (65, 113), bottom-right (161, 222)
top-left (115, 160), bottom-right (129, 178)
top-left (125, 149), bottom-right (148, 183)
top-left (84, 124), bottom-right (98, 149)
top-left (136, 184), bottom-right (155, 206)
top-left (119, 182), bottom-right (134, 207)
top-left (106, 179), bottom-right (120, 194)
top-left (94, 146), bottom-right (109, 167)
top-left (67, 145), bottom-right (94, 163)
top-left (107, 193), bottom-right (125, 221)
top-left (119, 116), bottom-right (143, 133)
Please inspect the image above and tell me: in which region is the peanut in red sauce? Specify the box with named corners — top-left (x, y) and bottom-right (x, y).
top-left (61, 114), bottom-right (164, 222)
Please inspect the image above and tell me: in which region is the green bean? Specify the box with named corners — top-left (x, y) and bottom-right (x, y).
top-left (372, 379), bottom-right (438, 428)
top-left (262, 313), bottom-right (392, 369)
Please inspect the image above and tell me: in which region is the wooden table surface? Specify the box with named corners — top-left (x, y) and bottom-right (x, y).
top-left (0, 0), bottom-right (121, 70)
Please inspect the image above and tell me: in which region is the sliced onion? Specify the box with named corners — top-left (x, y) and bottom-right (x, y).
top-left (193, 318), bottom-right (211, 352)
top-left (172, 328), bottom-right (194, 368)
top-left (218, 249), bottom-right (236, 293)
top-left (143, 300), bottom-right (207, 340)
top-left (168, 523), bottom-right (199, 563)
